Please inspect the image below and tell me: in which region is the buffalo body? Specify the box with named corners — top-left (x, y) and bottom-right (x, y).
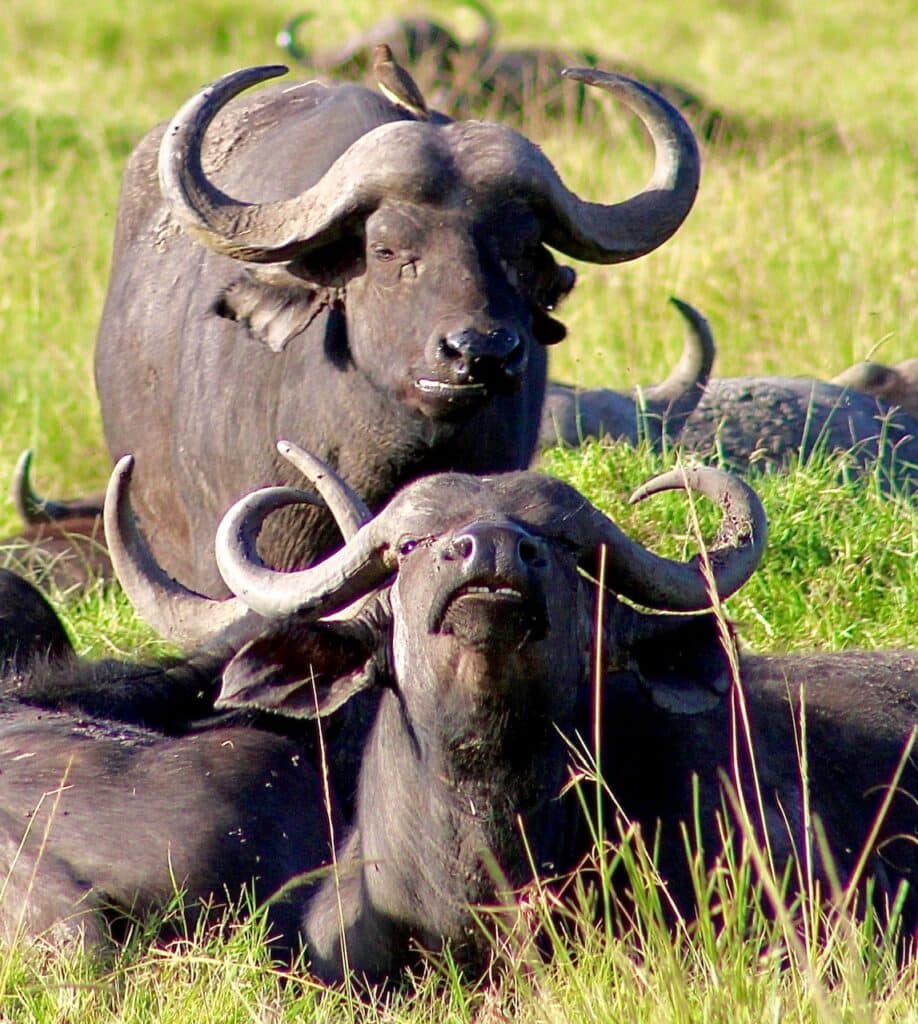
top-left (0, 456), bottom-right (913, 976)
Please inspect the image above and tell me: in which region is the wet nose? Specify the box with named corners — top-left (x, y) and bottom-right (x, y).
top-left (438, 327), bottom-right (525, 387)
top-left (447, 522), bottom-right (546, 574)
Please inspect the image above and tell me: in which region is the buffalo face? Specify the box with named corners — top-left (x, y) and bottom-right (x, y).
top-left (390, 512), bottom-right (587, 723)
top-left (336, 200), bottom-right (573, 419)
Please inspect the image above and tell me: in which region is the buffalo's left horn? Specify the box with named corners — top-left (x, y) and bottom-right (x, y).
top-left (569, 465), bottom-right (767, 611)
top-left (159, 64), bottom-right (699, 266)
top-left (525, 68), bottom-right (700, 264)
top-left (104, 456), bottom-right (268, 648)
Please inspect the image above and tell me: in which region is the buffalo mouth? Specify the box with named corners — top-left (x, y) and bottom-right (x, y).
top-left (428, 578), bottom-right (548, 648)
top-left (415, 378), bottom-right (491, 402)
top-left (414, 345), bottom-right (528, 410)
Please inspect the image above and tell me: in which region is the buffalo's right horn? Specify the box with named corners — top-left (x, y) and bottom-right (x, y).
top-left (277, 439), bottom-right (371, 541)
top-left (104, 456), bottom-right (266, 648)
top-left (215, 478), bottom-right (402, 621)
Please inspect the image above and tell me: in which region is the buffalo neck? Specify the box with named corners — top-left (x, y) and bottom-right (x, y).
top-left (349, 672), bottom-right (577, 971)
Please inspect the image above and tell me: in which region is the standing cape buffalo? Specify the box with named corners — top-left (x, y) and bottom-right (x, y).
top-left (1, 446), bottom-right (914, 976)
top-left (94, 63), bottom-right (700, 598)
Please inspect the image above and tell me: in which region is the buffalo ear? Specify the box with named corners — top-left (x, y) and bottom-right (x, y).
top-left (214, 274), bottom-right (334, 353)
top-left (607, 606), bottom-right (733, 715)
top-left (217, 615), bottom-right (383, 719)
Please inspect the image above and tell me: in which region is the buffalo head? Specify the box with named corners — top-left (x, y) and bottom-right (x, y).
top-left (96, 63), bottom-right (700, 596)
top-left (159, 63), bottom-right (698, 413)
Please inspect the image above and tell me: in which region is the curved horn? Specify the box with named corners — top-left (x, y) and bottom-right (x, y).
top-left (532, 68), bottom-right (701, 263)
top-left (159, 65), bottom-right (698, 267)
top-left (159, 66), bottom-right (447, 263)
top-left (215, 485), bottom-right (401, 619)
top-left (104, 456), bottom-right (263, 648)
top-left (637, 297), bottom-right (715, 442)
top-left (569, 465), bottom-right (766, 611)
top-left (12, 450), bottom-right (103, 525)
top-left (463, 0), bottom-right (498, 55)
top-left (277, 440), bottom-right (371, 541)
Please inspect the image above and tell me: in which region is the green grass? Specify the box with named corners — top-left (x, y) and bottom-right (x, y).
top-left (0, 0), bottom-right (915, 1018)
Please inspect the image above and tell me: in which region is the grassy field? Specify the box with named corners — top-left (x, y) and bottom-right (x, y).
top-left (0, 0), bottom-right (915, 1019)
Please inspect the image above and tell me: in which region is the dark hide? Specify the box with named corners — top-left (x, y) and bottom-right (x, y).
top-left (0, 574), bottom-right (361, 955)
top-left (600, 650), bottom-right (917, 929)
top-left (1, 475), bottom-right (913, 978)
top-left (0, 568), bottom-right (74, 672)
top-left (95, 79), bottom-right (577, 597)
top-left (0, 704), bottom-right (337, 956)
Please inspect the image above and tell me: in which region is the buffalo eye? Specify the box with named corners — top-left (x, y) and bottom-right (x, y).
top-left (371, 243), bottom-right (396, 262)
top-left (397, 538), bottom-right (418, 557)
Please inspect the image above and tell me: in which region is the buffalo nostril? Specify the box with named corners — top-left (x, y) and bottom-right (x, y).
top-left (439, 335), bottom-right (464, 359)
top-left (517, 537), bottom-right (543, 565)
top-left (451, 535), bottom-right (475, 560)
top-left (488, 328), bottom-right (522, 359)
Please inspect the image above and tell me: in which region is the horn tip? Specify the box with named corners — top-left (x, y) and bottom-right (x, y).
top-left (629, 468), bottom-right (689, 505)
top-left (113, 453), bottom-right (136, 478)
top-left (11, 448), bottom-right (34, 519)
top-left (12, 446), bottom-right (33, 489)
top-left (106, 454), bottom-right (136, 510)
top-left (561, 66), bottom-right (630, 89)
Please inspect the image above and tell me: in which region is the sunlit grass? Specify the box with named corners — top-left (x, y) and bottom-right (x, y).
top-left (0, 0), bottom-right (915, 1017)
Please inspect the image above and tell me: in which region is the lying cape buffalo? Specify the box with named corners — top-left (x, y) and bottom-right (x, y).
top-left (0, 445), bottom-right (914, 976)
top-left (540, 305), bottom-right (918, 496)
top-left (93, 63), bottom-right (700, 597)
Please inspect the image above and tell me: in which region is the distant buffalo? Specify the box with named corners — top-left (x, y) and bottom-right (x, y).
top-left (0, 450), bottom-right (107, 593)
top-left (0, 446), bottom-right (913, 975)
top-left (832, 357), bottom-right (918, 418)
top-left (540, 304), bottom-right (917, 496)
top-left (93, 64), bottom-right (699, 597)
top-left (278, 5), bottom-right (728, 136)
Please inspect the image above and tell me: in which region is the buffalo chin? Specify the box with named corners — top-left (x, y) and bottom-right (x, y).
top-left (435, 590), bottom-right (547, 650)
